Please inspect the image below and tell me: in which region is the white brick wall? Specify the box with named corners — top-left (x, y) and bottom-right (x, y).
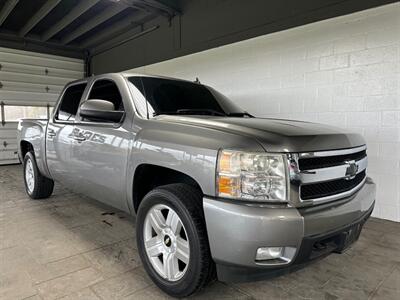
top-left (130, 3), bottom-right (400, 222)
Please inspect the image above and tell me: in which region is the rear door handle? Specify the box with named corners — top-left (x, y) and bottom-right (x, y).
top-left (47, 129), bottom-right (56, 138)
top-left (73, 135), bottom-right (86, 142)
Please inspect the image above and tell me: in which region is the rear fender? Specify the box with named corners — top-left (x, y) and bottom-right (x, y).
top-left (18, 119), bottom-right (51, 178)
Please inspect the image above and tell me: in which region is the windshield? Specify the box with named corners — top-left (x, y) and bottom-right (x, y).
top-left (127, 76), bottom-right (248, 118)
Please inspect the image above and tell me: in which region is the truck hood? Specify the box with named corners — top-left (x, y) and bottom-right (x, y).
top-left (157, 115), bottom-right (365, 152)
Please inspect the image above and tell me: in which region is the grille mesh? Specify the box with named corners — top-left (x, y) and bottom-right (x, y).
top-left (298, 150), bottom-right (366, 171)
top-left (300, 170), bottom-right (366, 200)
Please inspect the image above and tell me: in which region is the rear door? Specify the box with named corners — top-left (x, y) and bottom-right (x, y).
top-left (46, 82), bottom-right (87, 187)
top-left (70, 77), bottom-right (132, 211)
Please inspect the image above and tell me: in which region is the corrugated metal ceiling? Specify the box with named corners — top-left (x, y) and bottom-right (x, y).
top-left (0, 0), bottom-right (180, 58)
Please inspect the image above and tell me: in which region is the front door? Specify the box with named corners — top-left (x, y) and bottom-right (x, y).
top-left (70, 78), bottom-right (131, 211)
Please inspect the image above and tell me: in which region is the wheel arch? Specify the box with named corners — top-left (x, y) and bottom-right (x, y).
top-left (132, 164), bottom-right (204, 212)
top-left (20, 140), bottom-right (34, 159)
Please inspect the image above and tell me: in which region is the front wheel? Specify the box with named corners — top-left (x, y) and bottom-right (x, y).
top-left (136, 184), bottom-right (214, 297)
top-left (23, 152), bottom-right (54, 199)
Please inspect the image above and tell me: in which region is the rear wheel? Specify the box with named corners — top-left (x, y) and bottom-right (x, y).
top-left (136, 184), bottom-right (214, 297)
top-left (23, 152), bottom-right (54, 199)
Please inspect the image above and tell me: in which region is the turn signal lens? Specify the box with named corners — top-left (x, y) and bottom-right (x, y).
top-left (217, 175), bottom-right (240, 197)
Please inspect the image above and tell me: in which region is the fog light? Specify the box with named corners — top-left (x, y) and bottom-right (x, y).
top-left (256, 247), bottom-right (284, 261)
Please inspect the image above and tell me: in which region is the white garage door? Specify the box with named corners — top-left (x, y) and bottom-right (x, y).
top-left (0, 47), bottom-right (84, 165)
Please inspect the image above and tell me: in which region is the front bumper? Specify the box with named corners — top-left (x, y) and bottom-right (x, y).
top-left (203, 177), bottom-right (376, 282)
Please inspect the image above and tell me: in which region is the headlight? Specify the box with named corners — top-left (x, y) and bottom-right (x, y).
top-left (216, 150), bottom-right (288, 202)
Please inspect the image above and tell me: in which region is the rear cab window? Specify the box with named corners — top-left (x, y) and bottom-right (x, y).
top-left (55, 83), bottom-right (87, 121)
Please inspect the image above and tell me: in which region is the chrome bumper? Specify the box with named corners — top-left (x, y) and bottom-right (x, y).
top-left (203, 178), bottom-right (376, 281)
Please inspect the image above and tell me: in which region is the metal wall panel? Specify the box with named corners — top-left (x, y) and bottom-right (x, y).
top-left (0, 122), bottom-right (19, 164)
top-left (0, 47), bottom-right (84, 165)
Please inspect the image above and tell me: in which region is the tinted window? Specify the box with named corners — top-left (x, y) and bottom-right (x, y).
top-left (127, 77), bottom-right (151, 117)
top-left (127, 77), bottom-right (245, 118)
top-left (88, 80), bottom-right (124, 111)
top-left (56, 83), bottom-right (86, 121)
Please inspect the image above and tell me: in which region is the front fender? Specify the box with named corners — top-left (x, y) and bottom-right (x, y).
top-left (126, 119), bottom-right (265, 214)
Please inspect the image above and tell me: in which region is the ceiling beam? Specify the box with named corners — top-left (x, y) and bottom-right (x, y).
top-left (61, 5), bottom-right (127, 45)
top-left (91, 24), bottom-right (159, 56)
top-left (19, 0), bottom-right (62, 37)
top-left (0, 0), bottom-right (19, 26)
top-left (81, 10), bottom-right (150, 49)
top-left (140, 0), bottom-right (180, 15)
top-left (130, 0), bottom-right (180, 16)
top-left (41, 0), bottom-right (101, 42)
top-left (0, 31), bottom-right (85, 58)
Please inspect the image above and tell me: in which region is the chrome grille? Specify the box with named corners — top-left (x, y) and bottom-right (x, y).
top-left (298, 150), bottom-right (367, 170)
top-left (300, 170), bottom-right (366, 200)
top-left (288, 145), bottom-right (367, 206)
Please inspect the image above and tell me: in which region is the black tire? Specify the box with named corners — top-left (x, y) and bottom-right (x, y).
top-left (136, 183), bottom-right (215, 298)
top-left (23, 152), bottom-right (54, 199)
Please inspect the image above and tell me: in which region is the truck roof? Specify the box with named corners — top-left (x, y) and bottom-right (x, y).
top-left (69, 72), bottom-right (197, 85)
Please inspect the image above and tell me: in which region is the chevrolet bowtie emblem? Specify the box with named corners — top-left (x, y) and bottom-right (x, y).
top-left (345, 160), bottom-right (358, 180)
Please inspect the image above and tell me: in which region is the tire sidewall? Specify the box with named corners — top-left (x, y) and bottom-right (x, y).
top-left (136, 188), bottom-right (203, 296)
top-left (23, 152), bottom-right (38, 198)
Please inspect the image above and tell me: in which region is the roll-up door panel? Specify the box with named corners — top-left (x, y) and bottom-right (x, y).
top-left (0, 47), bottom-right (83, 71)
top-left (1, 62), bottom-right (83, 79)
top-left (0, 71), bottom-right (76, 86)
top-left (0, 122), bottom-right (19, 164)
top-left (0, 81), bottom-right (63, 94)
top-left (0, 47), bottom-right (84, 165)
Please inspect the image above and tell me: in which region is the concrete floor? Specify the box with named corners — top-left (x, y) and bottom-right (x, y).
top-left (0, 164), bottom-right (399, 300)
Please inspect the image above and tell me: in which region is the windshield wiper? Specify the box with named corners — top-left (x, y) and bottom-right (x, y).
top-left (177, 109), bottom-right (226, 116)
top-left (153, 109), bottom-right (226, 117)
top-left (153, 110), bottom-right (253, 117)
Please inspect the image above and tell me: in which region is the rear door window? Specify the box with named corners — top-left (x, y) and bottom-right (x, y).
top-left (55, 83), bottom-right (87, 121)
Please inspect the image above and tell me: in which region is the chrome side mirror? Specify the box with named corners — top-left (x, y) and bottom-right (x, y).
top-left (79, 99), bottom-right (124, 123)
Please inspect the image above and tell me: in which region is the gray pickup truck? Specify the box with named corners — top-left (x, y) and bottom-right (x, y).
top-left (17, 73), bottom-right (375, 297)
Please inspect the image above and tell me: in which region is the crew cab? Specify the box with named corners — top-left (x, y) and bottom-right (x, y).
top-left (17, 73), bottom-right (375, 297)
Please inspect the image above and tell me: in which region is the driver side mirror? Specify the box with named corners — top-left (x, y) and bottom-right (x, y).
top-left (79, 99), bottom-right (124, 123)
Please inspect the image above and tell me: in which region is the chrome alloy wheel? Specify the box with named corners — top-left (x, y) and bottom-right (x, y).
top-left (25, 158), bottom-right (35, 193)
top-left (143, 204), bottom-right (190, 282)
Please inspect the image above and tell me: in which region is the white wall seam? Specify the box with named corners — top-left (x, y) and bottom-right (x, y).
top-left (129, 3), bottom-right (400, 222)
